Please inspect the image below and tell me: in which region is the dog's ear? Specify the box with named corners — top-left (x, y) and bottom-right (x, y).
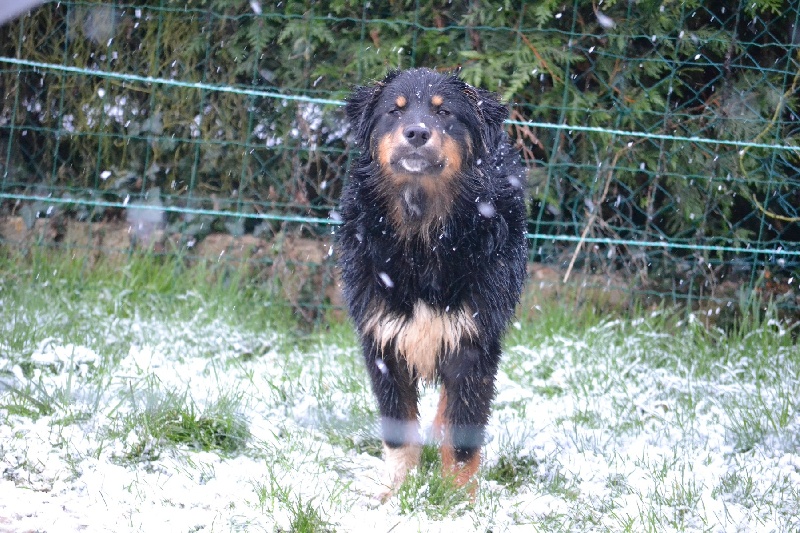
top-left (346, 70), bottom-right (402, 148)
top-left (473, 87), bottom-right (509, 129)
top-left (345, 84), bottom-right (381, 148)
top-left (464, 86), bottom-right (509, 152)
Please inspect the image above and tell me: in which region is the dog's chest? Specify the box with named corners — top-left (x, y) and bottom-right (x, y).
top-left (364, 299), bottom-right (477, 381)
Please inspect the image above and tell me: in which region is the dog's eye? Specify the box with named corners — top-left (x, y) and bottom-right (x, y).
top-left (389, 109), bottom-right (402, 117)
top-left (437, 108), bottom-right (451, 117)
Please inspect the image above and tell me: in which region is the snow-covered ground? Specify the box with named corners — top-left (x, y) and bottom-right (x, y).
top-left (1, 295), bottom-right (799, 532)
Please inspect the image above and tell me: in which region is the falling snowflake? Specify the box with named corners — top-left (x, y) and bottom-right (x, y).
top-left (596, 11), bottom-right (615, 29)
top-left (378, 272), bottom-right (394, 288)
top-left (478, 202), bottom-right (496, 218)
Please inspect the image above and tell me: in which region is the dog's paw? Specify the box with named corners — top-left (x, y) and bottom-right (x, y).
top-left (374, 443), bottom-right (421, 502)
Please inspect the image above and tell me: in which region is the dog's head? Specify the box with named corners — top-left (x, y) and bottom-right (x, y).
top-left (346, 68), bottom-right (509, 234)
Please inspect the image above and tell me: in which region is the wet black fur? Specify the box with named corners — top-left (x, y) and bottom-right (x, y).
top-left (336, 68), bottom-right (528, 462)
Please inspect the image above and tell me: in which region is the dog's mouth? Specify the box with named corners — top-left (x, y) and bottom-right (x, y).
top-left (398, 157), bottom-right (430, 173)
top-left (392, 152), bottom-right (444, 175)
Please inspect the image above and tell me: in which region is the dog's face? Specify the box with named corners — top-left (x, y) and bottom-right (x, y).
top-left (369, 73), bottom-right (474, 182)
top-left (346, 69), bottom-right (508, 234)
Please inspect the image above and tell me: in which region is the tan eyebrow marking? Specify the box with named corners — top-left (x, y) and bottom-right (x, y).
top-left (431, 94), bottom-right (444, 107)
top-left (395, 95), bottom-right (407, 108)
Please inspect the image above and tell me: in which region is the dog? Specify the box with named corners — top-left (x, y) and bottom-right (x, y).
top-left (335, 68), bottom-right (528, 496)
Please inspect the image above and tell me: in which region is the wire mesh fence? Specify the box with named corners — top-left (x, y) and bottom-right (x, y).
top-left (1, 0), bottom-right (798, 319)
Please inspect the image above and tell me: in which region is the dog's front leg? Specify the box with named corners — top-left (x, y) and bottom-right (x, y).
top-left (362, 337), bottom-right (421, 497)
top-left (437, 342), bottom-right (499, 492)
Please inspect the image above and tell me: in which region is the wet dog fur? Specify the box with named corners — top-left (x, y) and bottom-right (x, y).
top-left (336, 68), bottom-right (527, 496)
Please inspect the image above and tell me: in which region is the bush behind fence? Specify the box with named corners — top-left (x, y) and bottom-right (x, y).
top-left (1, 0), bottom-right (799, 316)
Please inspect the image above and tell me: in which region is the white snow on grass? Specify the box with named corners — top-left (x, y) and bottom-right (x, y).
top-left (1, 296), bottom-right (800, 532)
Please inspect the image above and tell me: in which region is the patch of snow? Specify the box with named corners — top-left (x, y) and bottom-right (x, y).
top-left (1, 303), bottom-right (799, 531)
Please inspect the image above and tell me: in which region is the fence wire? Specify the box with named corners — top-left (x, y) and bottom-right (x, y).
top-left (1, 0), bottom-right (799, 318)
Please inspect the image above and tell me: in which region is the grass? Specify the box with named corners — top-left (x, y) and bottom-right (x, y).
top-left (109, 378), bottom-right (250, 462)
top-left (2, 248), bottom-right (800, 531)
top-left (285, 496), bottom-right (334, 533)
top-left (484, 451), bottom-right (538, 494)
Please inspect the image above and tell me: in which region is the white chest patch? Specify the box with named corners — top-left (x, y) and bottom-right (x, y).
top-left (363, 300), bottom-right (478, 381)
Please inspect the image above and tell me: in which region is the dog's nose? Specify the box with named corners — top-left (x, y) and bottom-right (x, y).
top-left (403, 125), bottom-right (430, 148)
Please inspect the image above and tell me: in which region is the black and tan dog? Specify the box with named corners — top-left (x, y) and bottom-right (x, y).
top-left (336, 68), bottom-right (527, 496)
